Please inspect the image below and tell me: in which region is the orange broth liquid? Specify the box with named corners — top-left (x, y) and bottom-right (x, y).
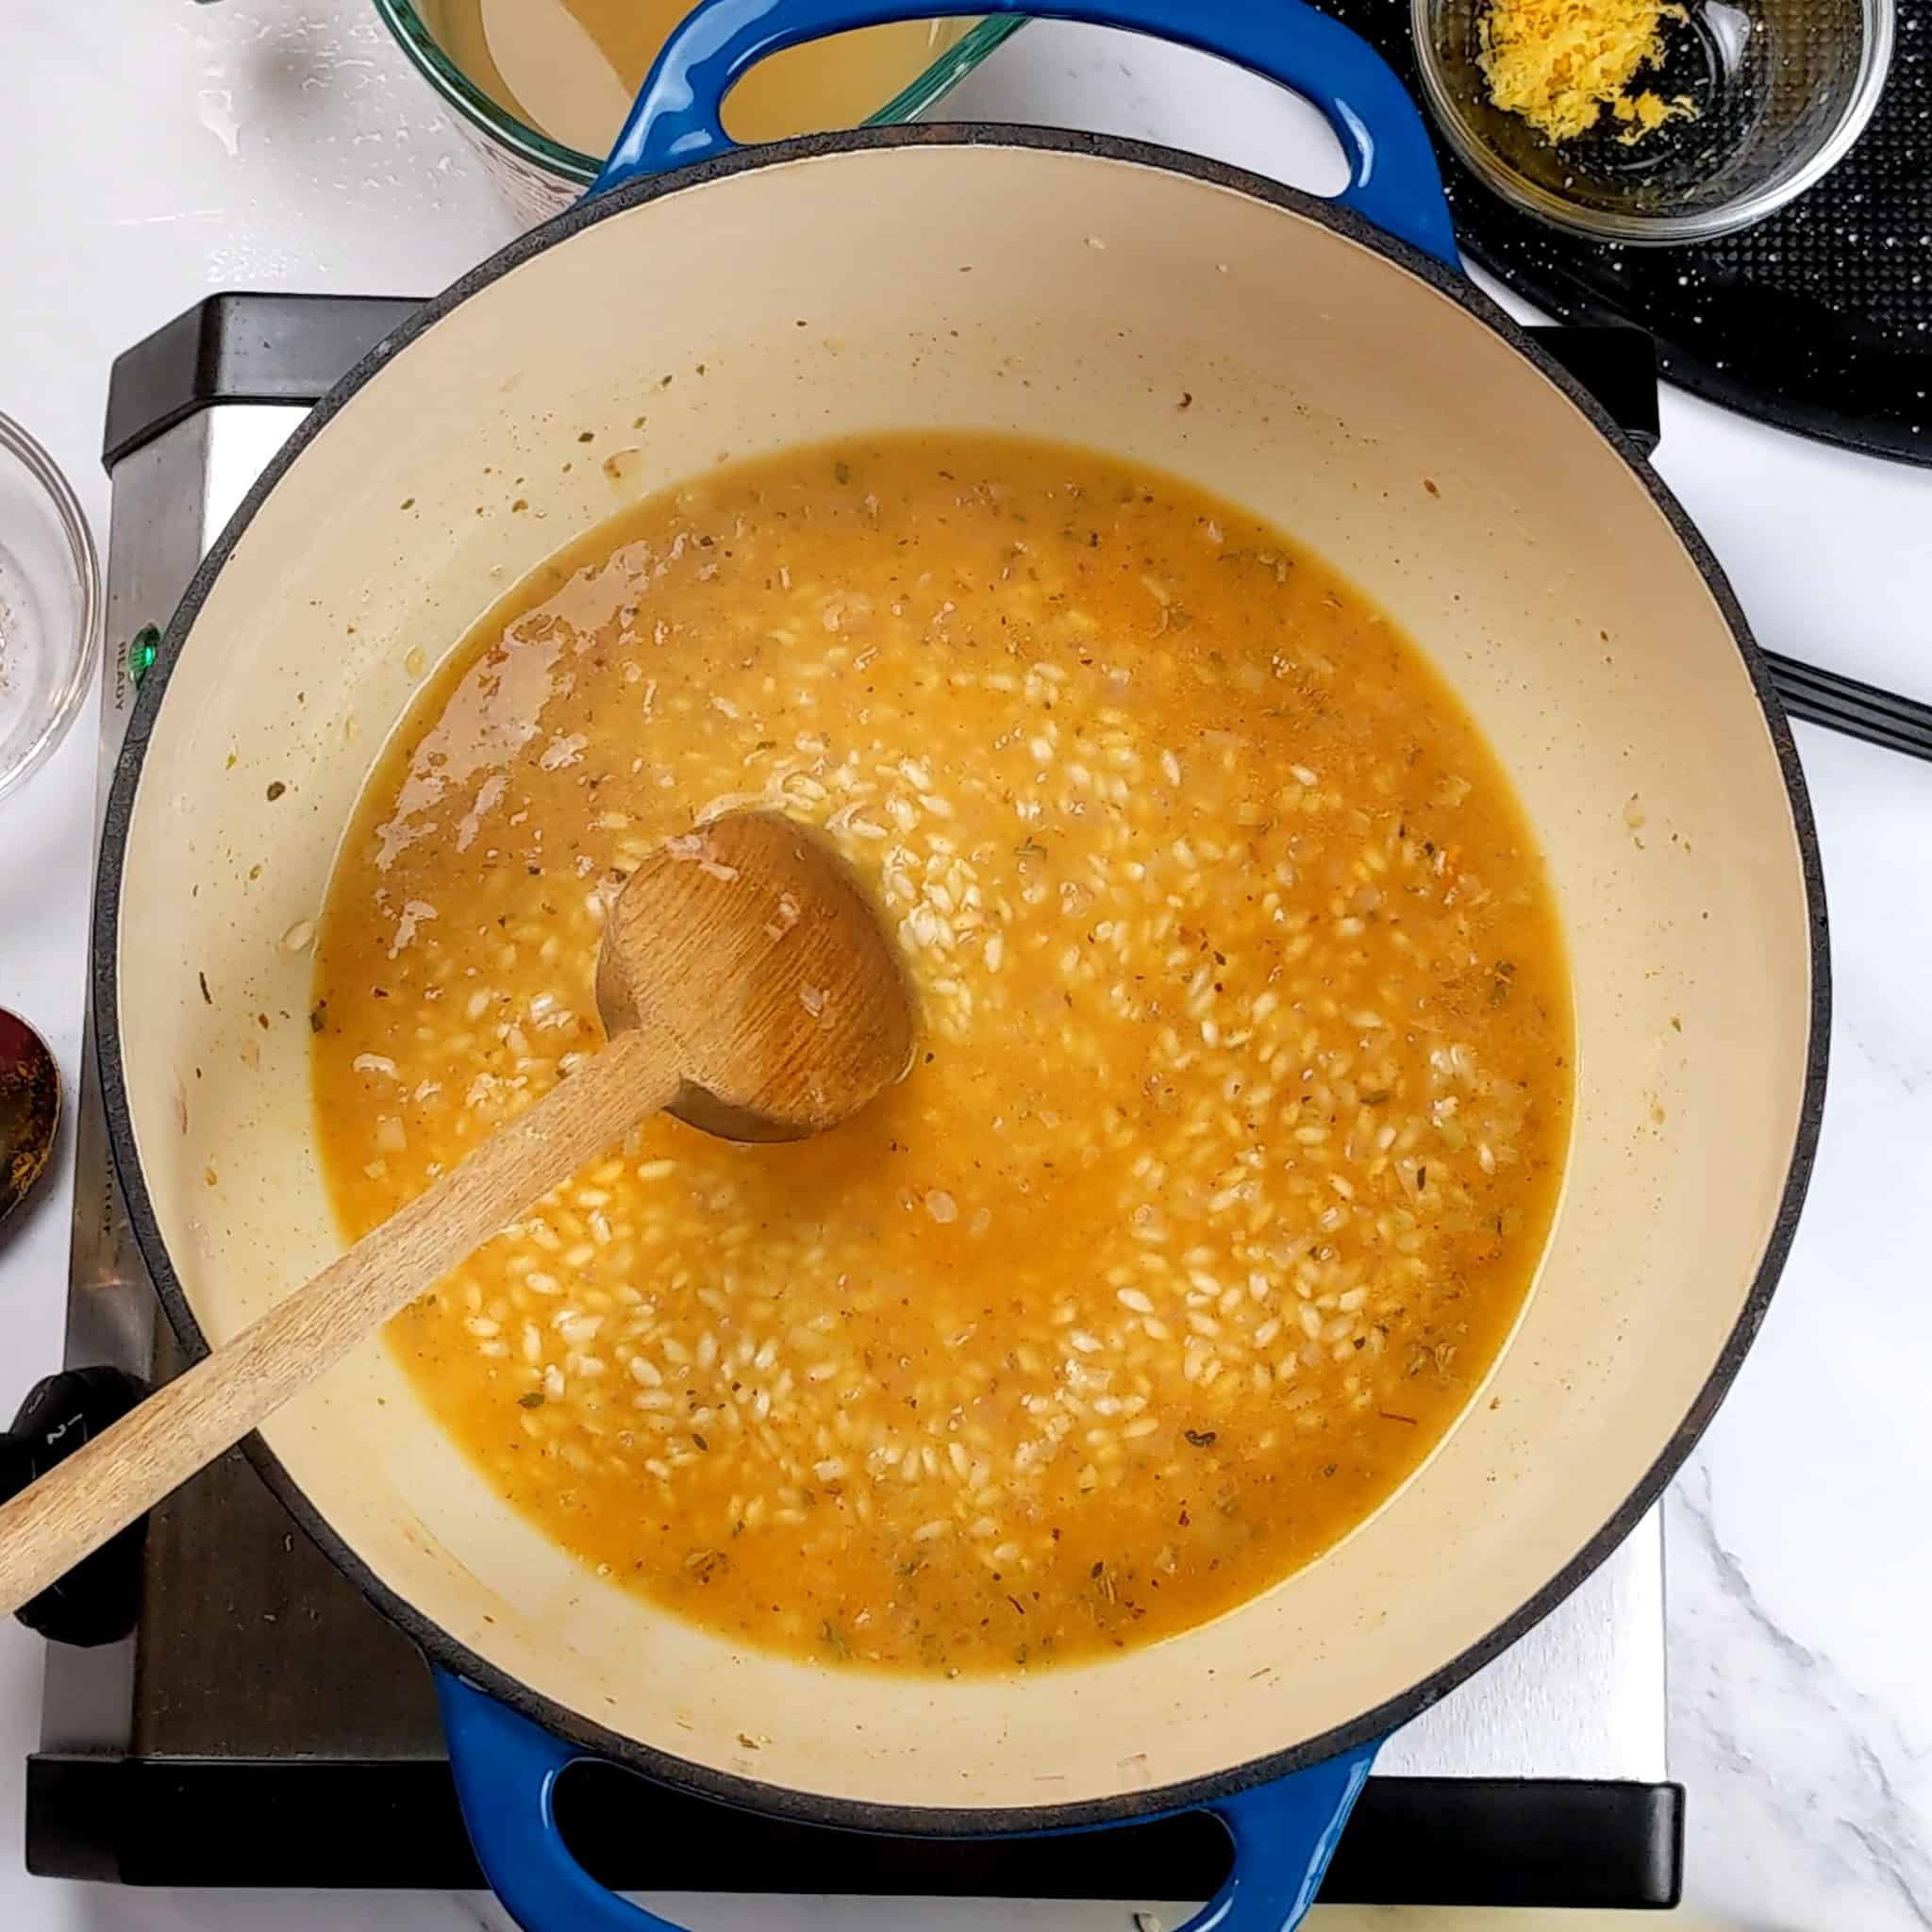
top-left (312, 433), bottom-right (1571, 1674)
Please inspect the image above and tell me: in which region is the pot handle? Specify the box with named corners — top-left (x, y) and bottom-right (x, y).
top-left (589, 0), bottom-right (1458, 268)
top-left (1161, 1742), bottom-right (1380, 1929)
top-left (438, 1671), bottom-right (688, 1932)
top-left (438, 1669), bottom-right (1378, 1932)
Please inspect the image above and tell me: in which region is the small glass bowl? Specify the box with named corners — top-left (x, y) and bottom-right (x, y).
top-left (371, 0), bottom-right (1027, 225)
top-left (0, 413), bottom-right (99, 807)
top-left (1413, 0), bottom-right (1894, 243)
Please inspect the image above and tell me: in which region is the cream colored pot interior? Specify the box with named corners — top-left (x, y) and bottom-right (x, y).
top-left (115, 142), bottom-right (1813, 1813)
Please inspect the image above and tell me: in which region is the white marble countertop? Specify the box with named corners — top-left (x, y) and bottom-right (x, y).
top-left (2, 4), bottom-right (1928, 1928)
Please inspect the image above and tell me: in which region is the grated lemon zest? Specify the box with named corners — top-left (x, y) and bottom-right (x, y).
top-left (1479, 0), bottom-right (1700, 143)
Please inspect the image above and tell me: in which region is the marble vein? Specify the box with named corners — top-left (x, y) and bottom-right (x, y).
top-left (1672, 1463), bottom-right (1932, 1932)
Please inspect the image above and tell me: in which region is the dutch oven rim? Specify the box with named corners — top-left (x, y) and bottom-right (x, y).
top-left (93, 119), bottom-right (1830, 1840)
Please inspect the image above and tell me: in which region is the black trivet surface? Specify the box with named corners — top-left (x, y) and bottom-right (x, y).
top-left (1328, 0), bottom-right (1930, 465)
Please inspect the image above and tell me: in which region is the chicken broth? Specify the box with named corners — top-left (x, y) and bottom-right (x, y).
top-left (312, 432), bottom-right (1572, 1674)
top-left (419, 0), bottom-right (965, 158)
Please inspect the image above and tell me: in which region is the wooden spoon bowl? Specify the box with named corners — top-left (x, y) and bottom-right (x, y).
top-left (604, 811), bottom-right (914, 1140)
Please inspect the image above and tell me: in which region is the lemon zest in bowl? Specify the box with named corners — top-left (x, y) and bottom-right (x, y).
top-left (1478, 0), bottom-right (1700, 143)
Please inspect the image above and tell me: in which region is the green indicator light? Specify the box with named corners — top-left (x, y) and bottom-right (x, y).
top-left (127, 625), bottom-right (161, 689)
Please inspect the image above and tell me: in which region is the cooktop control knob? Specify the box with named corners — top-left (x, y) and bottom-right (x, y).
top-left (2, 1366), bottom-right (146, 1646)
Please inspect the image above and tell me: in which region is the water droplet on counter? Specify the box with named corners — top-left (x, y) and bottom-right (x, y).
top-left (197, 87), bottom-right (242, 158)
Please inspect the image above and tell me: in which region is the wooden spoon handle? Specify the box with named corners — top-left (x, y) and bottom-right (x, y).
top-left (0, 1026), bottom-right (680, 1619)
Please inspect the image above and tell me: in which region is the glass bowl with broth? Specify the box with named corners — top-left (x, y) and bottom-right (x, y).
top-left (375, 0), bottom-right (1023, 223)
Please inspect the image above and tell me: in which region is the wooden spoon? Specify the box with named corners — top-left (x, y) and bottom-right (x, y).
top-left (0, 811), bottom-right (911, 1618)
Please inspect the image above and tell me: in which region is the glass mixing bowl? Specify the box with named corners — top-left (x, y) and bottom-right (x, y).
top-left (1412, 0), bottom-right (1894, 242)
top-left (0, 413), bottom-right (99, 807)
top-left (373, 0), bottom-right (1026, 225)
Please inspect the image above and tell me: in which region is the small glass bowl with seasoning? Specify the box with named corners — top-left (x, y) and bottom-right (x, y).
top-left (1412, 0), bottom-right (1894, 242)
top-left (0, 412), bottom-right (99, 807)
top-left (373, 0), bottom-right (1025, 226)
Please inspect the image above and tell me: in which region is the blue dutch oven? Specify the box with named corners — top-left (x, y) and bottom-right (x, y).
top-left (83, 0), bottom-right (1824, 1925)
